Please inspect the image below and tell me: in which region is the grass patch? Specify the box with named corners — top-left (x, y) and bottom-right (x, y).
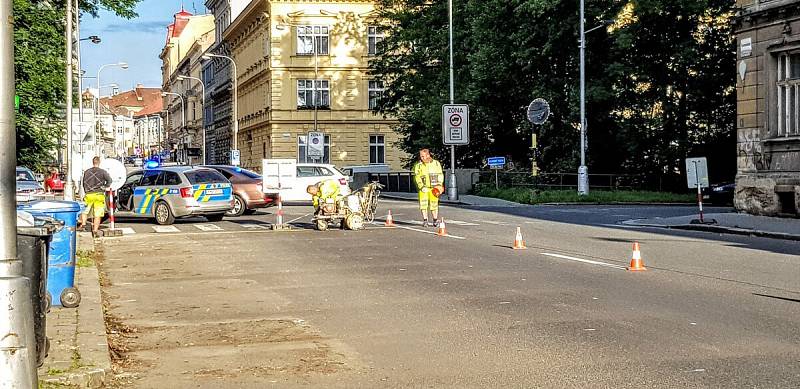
top-left (75, 249), bottom-right (95, 268)
top-left (474, 187), bottom-right (695, 204)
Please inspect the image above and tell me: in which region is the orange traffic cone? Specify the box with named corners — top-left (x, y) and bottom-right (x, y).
top-left (436, 219), bottom-right (447, 236)
top-left (627, 242), bottom-right (647, 271)
top-left (385, 210), bottom-right (395, 227)
top-left (513, 227), bottom-right (527, 250)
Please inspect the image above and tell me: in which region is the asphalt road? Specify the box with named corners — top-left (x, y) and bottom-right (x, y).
top-left (101, 200), bottom-right (800, 388)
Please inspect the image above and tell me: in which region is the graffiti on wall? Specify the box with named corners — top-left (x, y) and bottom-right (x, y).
top-left (737, 129), bottom-right (772, 171)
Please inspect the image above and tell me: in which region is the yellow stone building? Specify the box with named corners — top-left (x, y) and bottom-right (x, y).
top-left (223, 0), bottom-right (404, 172)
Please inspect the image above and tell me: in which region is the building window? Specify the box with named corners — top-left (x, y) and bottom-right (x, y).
top-left (297, 79), bottom-right (330, 109)
top-left (369, 135), bottom-right (385, 164)
top-left (777, 52), bottom-right (800, 137)
top-left (368, 80), bottom-right (384, 110)
top-left (297, 26), bottom-right (329, 56)
top-left (368, 26), bottom-right (385, 56)
top-left (297, 135), bottom-right (330, 163)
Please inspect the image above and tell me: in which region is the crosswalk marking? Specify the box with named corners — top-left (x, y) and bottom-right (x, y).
top-left (240, 223), bottom-right (270, 230)
top-left (447, 220), bottom-right (480, 226)
top-left (152, 225), bottom-right (180, 233)
top-left (118, 227), bottom-right (136, 235)
top-left (475, 220), bottom-right (508, 226)
top-left (195, 224), bottom-right (223, 231)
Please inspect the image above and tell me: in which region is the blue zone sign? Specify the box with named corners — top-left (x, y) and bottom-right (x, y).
top-left (487, 157), bottom-right (506, 167)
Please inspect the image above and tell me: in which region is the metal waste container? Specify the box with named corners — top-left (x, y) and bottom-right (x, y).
top-left (16, 214), bottom-right (60, 366)
top-left (17, 200), bottom-right (82, 308)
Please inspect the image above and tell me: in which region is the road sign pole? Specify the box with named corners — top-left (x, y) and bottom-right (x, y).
top-left (1, 0), bottom-right (38, 384)
top-left (447, 0), bottom-right (458, 201)
top-left (495, 169), bottom-right (499, 190)
top-left (694, 161), bottom-right (704, 223)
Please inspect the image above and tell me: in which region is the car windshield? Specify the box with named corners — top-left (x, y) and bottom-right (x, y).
top-left (16, 169), bottom-right (35, 181)
top-left (185, 169), bottom-right (228, 185)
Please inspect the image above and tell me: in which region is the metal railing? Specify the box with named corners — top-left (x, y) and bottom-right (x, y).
top-left (471, 171), bottom-right (671, 192)
top-left (369, 172), bottom-right (416, 193)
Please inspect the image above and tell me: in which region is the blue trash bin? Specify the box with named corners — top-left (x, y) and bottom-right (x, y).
top-left (18, 200), bottom-right (83, 308)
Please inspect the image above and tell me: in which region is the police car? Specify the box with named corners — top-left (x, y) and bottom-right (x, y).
top-left (113, 164), bottom-right (233, 225)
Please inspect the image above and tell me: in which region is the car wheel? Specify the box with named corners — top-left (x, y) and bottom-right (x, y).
top-left (206, 213), bottom-right (225, 222)
top-left (60, 287), bottom-right (81, 308)
top-left (316, 219), bottom-right (329, 231)
top-left (226, 194), bottom-right (246, 217)
top-left (154, 201), bottom-right (175, 225)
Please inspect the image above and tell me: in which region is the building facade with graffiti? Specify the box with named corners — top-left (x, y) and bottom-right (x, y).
top-left (734, 0), bottom-right (800, 216)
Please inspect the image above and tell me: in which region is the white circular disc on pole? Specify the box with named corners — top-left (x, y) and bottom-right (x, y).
top-left (100, 158), bottom-right (127, 191)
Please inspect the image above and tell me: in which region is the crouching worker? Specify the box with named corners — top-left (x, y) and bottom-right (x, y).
top-left (307, 179), bottom-right (342, 215)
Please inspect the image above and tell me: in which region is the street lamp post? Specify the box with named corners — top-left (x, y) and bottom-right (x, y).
top-left (95, 62), bottom-right (128, 155)
top-left (202, 53), bottom-right (238, 164)
top-left (1, 1), bottom-right (38, 386)
top-left (577, 4), bottom-right (612, 196)
top-left (177, 75), bottom-right (206, 164)
top-left (447, 0), bottom-right (458, 200)
top-left (162, 92), bottom-right (186, 164)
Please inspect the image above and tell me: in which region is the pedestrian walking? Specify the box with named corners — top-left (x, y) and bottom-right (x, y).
top-left (77, 156), bottom-right (112, 236)
top-left (413, 148), bottom-right (445, 227)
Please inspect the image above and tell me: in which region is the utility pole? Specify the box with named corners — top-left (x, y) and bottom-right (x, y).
top-left (447, 0), bottom-right (458, 201)
top-left (1, 0), bottom-right (38, 385)
top-left (578, 0), bottom-right (589, 195)
top-left (64, 0), bottom-right (75, 200)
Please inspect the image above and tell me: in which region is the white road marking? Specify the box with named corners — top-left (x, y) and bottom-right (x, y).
top-left (394, 225), bottom-right (466, 240)
top-left (286, 212), bottom-right (313, 224)
top-left (118, 227), bottom-right (136, 235)
top-left (152, 225), bottom-right (180, 233)
top-left (195, 224), bottom-right (223, 232)
top-left (541, 253), bottom-right (627, 270)
top-left (240, 223), bottom-right (270, 230)
top-left (447, 220), bottom-right (480, 226)
top-left (475, 220), bottom-right (508, 226)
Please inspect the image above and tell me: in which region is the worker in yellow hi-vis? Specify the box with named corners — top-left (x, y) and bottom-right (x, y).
top-left (413, 148), bottom-right (445, 227)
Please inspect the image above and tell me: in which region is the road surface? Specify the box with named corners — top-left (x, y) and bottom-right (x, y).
top-left (98, 200), bottom-right (800, 388)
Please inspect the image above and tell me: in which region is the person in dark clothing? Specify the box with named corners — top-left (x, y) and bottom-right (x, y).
top-left (77, 156), bottom-right (112, 235)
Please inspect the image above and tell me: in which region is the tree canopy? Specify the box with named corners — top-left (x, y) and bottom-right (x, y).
top-left (369, 0), bottom-right (736, 188)
top-left (14, 0), bottom-right (141, 168)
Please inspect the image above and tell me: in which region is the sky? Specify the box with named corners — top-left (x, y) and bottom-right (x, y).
top-left (80, 0), bottom-right (208, 95)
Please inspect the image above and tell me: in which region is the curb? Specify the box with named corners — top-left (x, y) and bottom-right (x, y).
top-left (539, 202), bottom-right (696, 206)
top-left (625, 221), bottom-right (800, 241)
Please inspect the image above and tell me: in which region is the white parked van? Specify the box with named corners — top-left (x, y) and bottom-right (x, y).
top-left (262, 160), bottom-right (351, 202)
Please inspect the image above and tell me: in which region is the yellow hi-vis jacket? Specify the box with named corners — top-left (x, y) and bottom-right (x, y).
top-left (413, 159), bottom-right (444, 191)
top-left (312, 179), bottom-right (341, 208)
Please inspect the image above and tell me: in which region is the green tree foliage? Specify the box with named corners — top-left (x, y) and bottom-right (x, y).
top-left (13, 0), bottom-right (141, 168)
top-left (370, 0), bottom-right (735, 186)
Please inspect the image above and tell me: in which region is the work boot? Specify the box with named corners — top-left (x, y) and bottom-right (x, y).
top-left (434, 220), bottom-right (441, 228)
top-left (422, 220), bottom-right (429, 228)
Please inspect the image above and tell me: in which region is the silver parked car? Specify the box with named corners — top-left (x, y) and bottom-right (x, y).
top-left (16, 166), bottom-right (43, 195)
top-left (113, 166), bottom-right (233, 225)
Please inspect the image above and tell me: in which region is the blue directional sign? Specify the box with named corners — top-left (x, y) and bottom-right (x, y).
top-left (487, 157), bottom-right (506, 167)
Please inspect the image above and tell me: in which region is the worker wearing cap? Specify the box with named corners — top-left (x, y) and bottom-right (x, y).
top-left (413, 148), bottom-right (444, 227)
top-left (307, 179), bottom-right (342, 214)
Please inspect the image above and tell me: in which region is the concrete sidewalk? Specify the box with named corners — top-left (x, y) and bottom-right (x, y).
top-left (624, 212), bottom-right (800, 241)
top-left (38, 232), bottom-right (111, 388)
top-left (381, 192), bottom-right (523, 207)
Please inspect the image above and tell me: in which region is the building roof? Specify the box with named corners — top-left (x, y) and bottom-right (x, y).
top-left (165, 8), bottom-right (194, 43)
top-left (98, 85), bottom-right (162, 118)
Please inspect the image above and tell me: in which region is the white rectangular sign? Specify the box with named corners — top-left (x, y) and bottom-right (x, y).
top-left (262, 159), bottom-right (297, 192)
top-left (442, 104), bottom-right (470, 145)
top-left (686, 157), bottom-right (710, 189)
top-left (307, 132), bottom-right (324, 158)
top-left (231, 149), bottom-right (241, 166)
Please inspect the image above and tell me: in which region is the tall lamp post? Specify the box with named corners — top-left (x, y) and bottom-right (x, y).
top-left (1, 0), bottom-right (38, 385)
top-left (95, 62), bottom-right (127, 155)
top-left (577, 1), bottom-right (612, 195)
top-left (201, 53), bottom-right (238, 165)
top-left (447, 0), bottom-right (458, 200)
top-left (177, 75), bottom-right (206, 164)
top-left (76, 35), bottom-right (101, 123)
top-left (162, 92), bottom-right (186, 164)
